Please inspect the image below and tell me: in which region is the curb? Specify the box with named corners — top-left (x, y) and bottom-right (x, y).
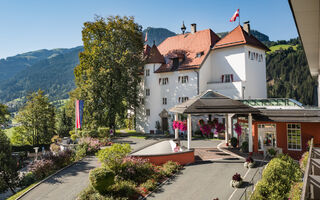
top-left (217, 141), bottom-right (246, 160)
top-left (15, 158), bottom-right (85, 200)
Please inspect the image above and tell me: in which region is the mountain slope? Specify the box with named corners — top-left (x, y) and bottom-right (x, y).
top-left (0, 48), bottom-right (78, 81)
top-left (143, 27), bottom-right (176, 46)
top-left (0, 46), bottom-right (83, 104)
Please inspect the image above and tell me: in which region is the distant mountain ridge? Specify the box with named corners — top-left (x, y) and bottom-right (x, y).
top-left (0, 27), bottom-right (312, 112)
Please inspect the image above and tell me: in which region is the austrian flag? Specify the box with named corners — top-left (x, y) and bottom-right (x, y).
top-left (230, 9), bottom-right (239, 22)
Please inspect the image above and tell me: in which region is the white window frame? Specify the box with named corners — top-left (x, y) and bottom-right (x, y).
top-left (146, 109), bottom-right (150, 116)
top-left (179, 76), bottom-right (188, 83)
top-left (162, 77), bottom-right (169, 85)
top-left (287, 123), bottom-right (302, 151)
top-left (146, 89), bottom-right (150, 96)
top-left (224, 74), bottom-right (232, 83)
top-left (145, 69), bottom-right (150, 76)
top-left (162, 98), bottom-right (167, 105)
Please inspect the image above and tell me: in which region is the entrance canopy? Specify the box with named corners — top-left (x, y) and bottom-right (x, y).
top-left (169, 90), bottom-right (260, 114)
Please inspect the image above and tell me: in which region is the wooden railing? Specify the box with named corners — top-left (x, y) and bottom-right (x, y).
top-left (301, 138), bottom-right (313, 200)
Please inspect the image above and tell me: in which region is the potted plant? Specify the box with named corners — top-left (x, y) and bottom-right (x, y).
top-left (230, 137), bottom-right (238, 148)
top-left (241, 141), bottom-right (248, 153)
top-left (230, 173), bottom-right (243, 188)
top-left (267, 148), bottom-right (277, 158)
top-left (244, 156), bottom-right (255, 168)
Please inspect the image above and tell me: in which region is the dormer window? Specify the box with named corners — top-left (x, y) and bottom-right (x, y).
top-left (173, 58), bottom-right (179, 68)
top-left (196, 51), bottom-right (204, 58)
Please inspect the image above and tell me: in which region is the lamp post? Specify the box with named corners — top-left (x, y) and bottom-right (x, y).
top-left (33, 147), bottom-right (39, 160)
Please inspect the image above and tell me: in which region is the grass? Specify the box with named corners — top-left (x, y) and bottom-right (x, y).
top-left (269, 44), bottom-right (298, 53)
top-left (116, 128), bottom-right (138, 134)
top-left (7, 182), bottom-right (39, 200)
top-left (129, 135), bottom-right (147, 139)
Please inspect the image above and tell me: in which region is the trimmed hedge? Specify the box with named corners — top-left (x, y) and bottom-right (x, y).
top-left (12, 144), bottom-right (50, 153)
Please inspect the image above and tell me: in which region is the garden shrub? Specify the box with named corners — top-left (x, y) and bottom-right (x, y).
top-left (251, 154), bottom-right (302, 200)
top-left (29, 159), bottom-right (55, 180)
top-left (78, 185), bottom-right (107, 200)
top-left (70, 134), bottom-right (78, 142)
top-left (140, 179), bottom-right (157, 192)
top-left (97, 143), bottom-right (131, 171)
top-left (0, 177), bottom-right (7, 193)
top-left (69, 130), bottom-right (75, 136)
top-left (110, 180), bottom-right (138, 199)
top-left (50, 143), bottom-right (60, 153)
top-left (77, 137), bottom-right (102, 156)
top-left (20, 172), bottom-right (36, 188)
top-left (75, 146), bottom-right (87, 161)
top-left (299, 151), bottom-right (309, 172)
top-left (230, 137), bottom-right (237, 148)
top-left (288, 182), bottom-right (303, 200)
top-left (98, 127), bottom-right (110, 138)
top-left (89, 167), bottom-right (115, 194)
top-left (118, 157), bottom-right (155, 184)
top-left (160, 161), bottom-right (180, 177)
top-left (241, 141), bottom-right (248, 153)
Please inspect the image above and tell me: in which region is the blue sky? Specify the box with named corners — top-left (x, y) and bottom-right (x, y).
top-left (0, 0), bottom-right (297, 59)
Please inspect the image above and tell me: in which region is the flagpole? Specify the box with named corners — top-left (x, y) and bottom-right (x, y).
top-left (238, 9), bottom-right (240, 25)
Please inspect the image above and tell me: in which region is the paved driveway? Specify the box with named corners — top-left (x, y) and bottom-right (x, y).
top-left (147, 160), bottom-right (248, 200)
top-left (19, 137), bottom-right (158, 200)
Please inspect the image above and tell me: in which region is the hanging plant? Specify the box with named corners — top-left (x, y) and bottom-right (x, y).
top-left (200, 124), bottom-right (211, 136)
top-left (179, 120), bottom-right (187, 131)
top-left (198, 119), bottom-right (204, 126)
top-left (234, 123), bottom-right (242, 136)
top-left (172, 121), bottom-right (179, 130)
top-left (215, 123), bottom-right (225, 133)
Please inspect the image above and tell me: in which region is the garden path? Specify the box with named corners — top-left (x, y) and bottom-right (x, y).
top-left (18, 137), bottom-right (158, 200)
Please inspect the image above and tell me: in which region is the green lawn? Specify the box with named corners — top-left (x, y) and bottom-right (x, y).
top-left (269, 44), bottom-right (298, 53)
top-left (7, 182), bottom-right (39, 200)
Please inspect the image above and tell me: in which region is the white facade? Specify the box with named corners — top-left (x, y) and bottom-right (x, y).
top-left (136, 44), bottom-right (267, 134)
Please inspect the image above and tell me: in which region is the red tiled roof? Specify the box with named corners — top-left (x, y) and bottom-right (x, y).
top-left (154, 29), bottom-right (220, 73)
top-left (144, 44), bottom-right (151, 56)
top-left (147, 44), bottom-right (165, 64)
top-left (213, 25), bottom-right (270, 51)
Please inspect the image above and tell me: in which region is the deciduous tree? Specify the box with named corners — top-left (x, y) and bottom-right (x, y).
top-left (74, 16), bottom-right (144, 129)
top-left (15, 90), bottom-right (56, 145)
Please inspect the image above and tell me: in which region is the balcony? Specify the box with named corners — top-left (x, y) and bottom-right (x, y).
top-left (206, 81), bottom-right (243, 99)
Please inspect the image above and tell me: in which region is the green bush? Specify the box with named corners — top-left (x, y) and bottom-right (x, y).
top-left (194, 130), bottom-right (202, 136)
top-left (161, 161), bottom-right (181, 177)
top-left (78, 185), bottom-right (106, 200)
top-left (118, 157), bottom-right (155, 184)
top-left (70, 134), bottom-right (78, 142)
top-left (251, 154), bottom-right (302, 199)
top-left (69, 130), bottom-right (75, 136)
top-left (89, 167), bottom-right (115, 195)
top-left (98, 127), bottom-right (110, 138)
top-left (75, 145), bottom-right (87, 161)
top-left (0, 177), bottom-right (7, 193)
top-left (288, 182), bottom-right (303, 200)
top-left (110, 180), bottom-right (138, 198)
top-left (299, 151), bottom-right (309, 172)
top-left (97, 143), bottom-right (131, 171)
top-left (241, 141), bottom-right (248, 153)
top-left (20, 172), bottom-right (36, 188)
top-left (140, 179), bottom-right (157, 191)
top-left (230, 137), bottom-right (237, 148)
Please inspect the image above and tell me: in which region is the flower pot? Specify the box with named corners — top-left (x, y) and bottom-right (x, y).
top-left (244, 161), bottom-right (255, 168)
top-left (230, 180), bottom-right (242, 188)
top-left (248, 162), bottom-right (255, 168)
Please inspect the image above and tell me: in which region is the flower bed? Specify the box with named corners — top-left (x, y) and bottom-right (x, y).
top-left (78, 144), bottom-right (182, 199)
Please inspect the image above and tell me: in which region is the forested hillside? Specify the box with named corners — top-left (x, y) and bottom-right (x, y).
top-left (0, 48), bottom-right (78, 81)
top-left (143, 27), bottom-right (176, 46)
top-left (266, 39), bottom-right (317, 105)
top-left (0, 46), bottom-right (82, 109)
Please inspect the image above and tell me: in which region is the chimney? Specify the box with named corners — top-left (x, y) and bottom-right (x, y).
top-left (243, 21), bottom-right (251, 35)
top-left (191, 23), bottom-right (197, 34)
